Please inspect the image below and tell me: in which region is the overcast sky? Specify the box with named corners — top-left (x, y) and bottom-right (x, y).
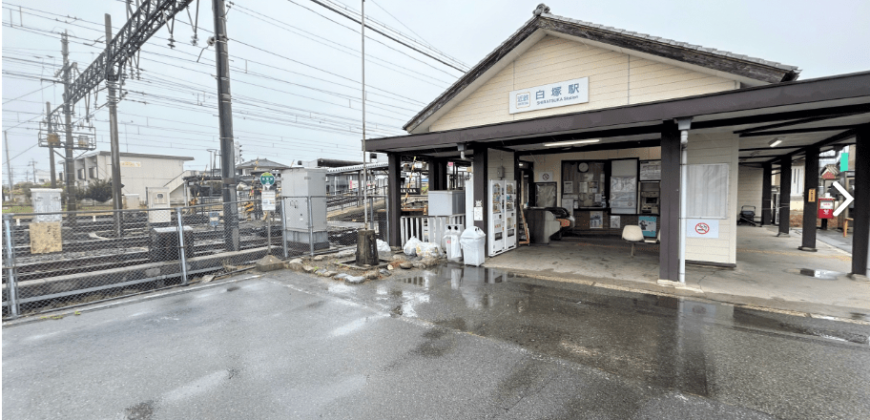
top-left (3, 0), bottom-right (869, 184)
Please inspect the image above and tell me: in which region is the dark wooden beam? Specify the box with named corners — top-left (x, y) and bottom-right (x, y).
top-left (734, 113), bottom-right (865, 134)
top-left (472, 147), bottom-right (488, 233)
top-left (387, 153), bottom-right (401, 246)
top-left (778, 158), bottom-right (792, 236)
top-left (853, 124), bottom-right (870, 276)
top-left (739, 146), bottom-right (804, 152)
top-left (659, 121), bottom-right (680, 281)
top-left (739, 125), bottom-right (857, 137)
top-left (765, 129), bottom-right (857, 163)
top-left (515, 138), bottom-right (660, 156)
top-left (762, 163), bottom-right (773, 225)
top-left (799, 146), bottom-right (820, 251)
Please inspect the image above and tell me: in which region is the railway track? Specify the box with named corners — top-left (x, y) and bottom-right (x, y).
top-left (5, 236), bottom-right (286, 282)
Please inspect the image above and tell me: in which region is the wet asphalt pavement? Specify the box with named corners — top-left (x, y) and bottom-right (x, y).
top-left (3, 265), bottom-right (870, 419)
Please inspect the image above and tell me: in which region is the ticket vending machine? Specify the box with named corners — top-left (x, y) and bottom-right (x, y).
top-left (488, 180), bottom-right (506, 256)
top-left (504, 181), bottom-right (517, 251)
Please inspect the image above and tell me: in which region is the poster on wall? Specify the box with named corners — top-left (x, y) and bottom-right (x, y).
top-left (640, 161), bottom-right (662, 181)
top-left (590, 211), bottom-right (603, 229)
top-left (639, 216), bottom-right (657, 238)
top-left (610, 216), bottom-right (621, 229)
top-left (686, 219), bottom-right (720, 238)
top-left (563, 181), bottom-right (574, 194)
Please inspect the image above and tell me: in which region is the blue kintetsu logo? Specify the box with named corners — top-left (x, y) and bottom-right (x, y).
top-left (516, 92), bottom-right (530, 108)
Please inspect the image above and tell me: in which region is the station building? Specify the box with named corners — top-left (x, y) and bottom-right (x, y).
top-left (368, 4), bottom-right (870, 281)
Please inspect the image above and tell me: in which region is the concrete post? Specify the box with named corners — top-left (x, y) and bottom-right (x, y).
top-left (4, 215), bottom-right (20, 317)
top-left (778, 158), bottom-right (792, 236)
top-left (176, 208), bottom-right (188, 286)
top-left (281, 197), bottom-right (288, 259)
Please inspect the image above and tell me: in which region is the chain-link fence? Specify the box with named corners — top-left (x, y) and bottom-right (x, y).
top-left (324, 195), bottom-right (388, 250)
top-left (1, 195), bottom-right (392, 319)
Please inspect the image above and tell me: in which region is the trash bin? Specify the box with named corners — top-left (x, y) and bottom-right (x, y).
top-left (460, 227), bottom-right (486, 266)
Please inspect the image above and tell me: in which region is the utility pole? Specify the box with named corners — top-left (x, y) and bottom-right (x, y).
top-left (61, 31), bottom-right (77, 214)
top-left (46, 102), bottom-right (57, 188)
top-left (106, 14), bottom-right (124, 236)
top-left (212, 0), bottom-right (239, 251)
top-left (29, 159), bottom-right (38, 183)
top-left (361, 0), bottom-right (368, 229)
top-left (4, 131), bottom-right (13, 191)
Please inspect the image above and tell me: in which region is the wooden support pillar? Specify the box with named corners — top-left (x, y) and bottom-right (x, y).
top-left (659, 121), bottom-right (680, 281)
top-left (778, 158), bottom-right (792, 236)
top-left (800, 147), bottom-right (820, 251)
top-left (387, 153), bottom-right (401, 246)
top-left (472, 147), bottom-right (488, 233)
top-left (430, 158), bottom-right (447, 191)
top-left (761, 162), bottom-right (773, 225)
top-left (853, 125), bottom-right (870, 277)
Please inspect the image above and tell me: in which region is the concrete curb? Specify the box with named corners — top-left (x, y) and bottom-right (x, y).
top-left (2, 273), bottom-right (265, 328)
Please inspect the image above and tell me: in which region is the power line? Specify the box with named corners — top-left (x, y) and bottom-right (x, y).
top-left (306, 0), bottom-right (467, 72)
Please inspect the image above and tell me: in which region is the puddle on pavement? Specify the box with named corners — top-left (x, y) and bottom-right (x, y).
top-left (791, 268), bottom-right (844, 280)
top-left (370, 263), bottom-right (870, 394)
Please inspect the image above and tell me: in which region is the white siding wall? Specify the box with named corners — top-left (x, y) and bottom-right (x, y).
top-left (430, 36), bottom-right (737, 132)
top-left (737, 166), bottom-right (763, 219)
top-left (685, 132), bottom-right (740, 265)
top-left (487, 149), bottom-right (515, 181)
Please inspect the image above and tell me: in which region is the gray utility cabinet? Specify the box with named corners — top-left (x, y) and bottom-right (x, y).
top-left (428, 190), bottom-right (466, 216)
top-left (281, 168), bottom-right (329, 250)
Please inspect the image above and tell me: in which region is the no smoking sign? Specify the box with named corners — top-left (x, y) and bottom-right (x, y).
top-left (687, 219), bottom-right (719, 238)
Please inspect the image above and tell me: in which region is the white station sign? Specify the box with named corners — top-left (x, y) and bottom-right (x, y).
top-left (509, 77), bottom-right (589, 114)
top-left (261, 190), bottom-right (276, 212)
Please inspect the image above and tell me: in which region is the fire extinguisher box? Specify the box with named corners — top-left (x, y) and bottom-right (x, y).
top-left (818, 198), bottom-right (835, 219)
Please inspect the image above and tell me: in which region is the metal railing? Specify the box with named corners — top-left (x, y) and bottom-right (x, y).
top-left (1, 194), bottom-right (390, 319)
top-left (399, 214), bottom-right (466, 245)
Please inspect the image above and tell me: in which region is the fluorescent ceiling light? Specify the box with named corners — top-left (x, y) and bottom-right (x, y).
top-left (543, 139), bottom-right (600, 147)
top-left (769, 138), bottom-right (782, 147)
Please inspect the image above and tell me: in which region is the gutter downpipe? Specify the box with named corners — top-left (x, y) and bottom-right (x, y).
top-left (676, 117), bottom-right (692, 284)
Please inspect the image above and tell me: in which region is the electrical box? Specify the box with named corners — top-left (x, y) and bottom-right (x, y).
top-left (428, 190), bottom-right (466, 216)
top-left (31, 188), bottom-right (62, 223)
top-left (281, 168), bottom-right (329, 250)
top-left (147, 187), bottom-right (171, 224)
top-left (149, 226), bottom-right (194, 262)
top-left (123, 194), bottom-right (140, 210)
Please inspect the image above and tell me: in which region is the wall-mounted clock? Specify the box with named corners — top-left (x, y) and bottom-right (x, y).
top-left (578, 162), bottom-right (589, 173)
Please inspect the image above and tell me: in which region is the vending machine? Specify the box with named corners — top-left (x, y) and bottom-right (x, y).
top-left (504, 181), bottom-right (517, 251)
top-left (488, 180), bottom-right (506, 256)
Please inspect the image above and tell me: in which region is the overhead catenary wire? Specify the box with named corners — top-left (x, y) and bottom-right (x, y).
top-left (3, 5), bottom-right (437, 105)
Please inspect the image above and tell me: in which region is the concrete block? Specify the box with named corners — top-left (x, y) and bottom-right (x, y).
top-left (255, 255), bottom-right (284, 272)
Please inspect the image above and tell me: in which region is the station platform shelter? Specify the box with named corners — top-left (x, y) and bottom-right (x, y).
top-left (367, 4), bottom-right (870, 286)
